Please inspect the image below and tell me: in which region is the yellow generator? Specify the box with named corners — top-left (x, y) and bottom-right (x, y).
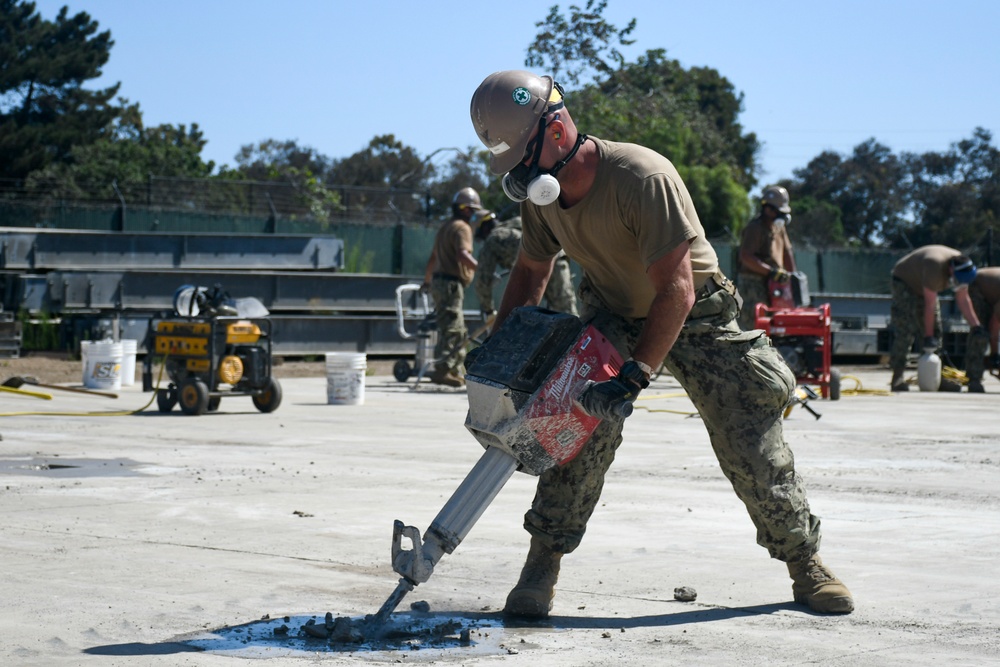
top-left (143, 313), bottom-right (281, 416)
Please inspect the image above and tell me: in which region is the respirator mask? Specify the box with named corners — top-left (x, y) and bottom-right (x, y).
top-left (774, 213), bottom-right (791, 229)
top-left (501, 105), bottom-right (587, 206)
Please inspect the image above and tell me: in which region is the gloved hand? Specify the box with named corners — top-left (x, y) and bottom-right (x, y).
top-left (579, 360), bottom-right (649, 420)
top-left (481, 309), bottom-right (497, 322)
top-left (971, 325), bottom-right (989, 339)
top-left (419, 282), bottom-right (430, 295)
top-left (923, 335), bottom-right (939, 352)
top-left (990, 353), bottom-right (1000, 371)
top-left (768, 267), bottom-right (790, 283)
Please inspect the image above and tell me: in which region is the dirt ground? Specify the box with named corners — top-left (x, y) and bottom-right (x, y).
top-left (0, 353), bottom-right (398, 386)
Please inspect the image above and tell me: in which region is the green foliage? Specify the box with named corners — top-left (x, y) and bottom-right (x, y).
top-left (343, 244), bottom-right (375, 273)
top-left (0, 0), bottom-right (120, 179)
top-left (675, 163), bottom-right (751, 240)
top-left (526, 0), bottom-right (636, 86)
top-left (24, 99), bottom-right (215, 196)
top-left (784, 195), bottom-right (846, 249)
top-left (17, 309), bottom-right (61, 351)
top-left (896, 128), bottom-right (1000, 252)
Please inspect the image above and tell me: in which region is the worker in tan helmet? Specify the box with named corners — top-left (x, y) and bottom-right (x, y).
top-left (737, 185), bottom-right (797, 330)
top-left (421, 187), bottom-right (480, 387)
top-left (468, 70), bottom-right (852, 618)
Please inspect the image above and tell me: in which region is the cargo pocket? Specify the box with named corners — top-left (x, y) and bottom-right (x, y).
top-left (742, 334), bottom-right (795, 409)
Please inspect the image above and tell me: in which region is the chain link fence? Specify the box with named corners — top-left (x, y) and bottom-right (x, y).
top-left (0, 176), bottom-right (432, 226)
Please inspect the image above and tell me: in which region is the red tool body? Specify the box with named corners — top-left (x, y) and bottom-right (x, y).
top-left (371, 307), bottom-right (622, 630)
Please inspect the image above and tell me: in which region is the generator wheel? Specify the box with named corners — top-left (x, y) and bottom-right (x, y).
top-left (828, 367), bottom-right (842, 401)
top-left (252, 377), bottom-right (282, 413)
top-left (179, 378), bottom-right (210, 415)
top-left (207, 396), bottom-right (222, 412)
top-left (156, 386), bottom-right (178, 413)
top-left (393, 359), bottom-right (412, 382)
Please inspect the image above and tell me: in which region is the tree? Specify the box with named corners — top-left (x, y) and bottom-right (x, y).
top-left (788, 140), bottom-right (906, 247)
top-left (0, 1), bottom-right (120, 179)
top-left (898, 128), bottom-right (1000, 252)
top-left (526, 0), bottom-right (636, 86)
top-left (523, 7), bottom-right (759, 234)
top-left (229, 139), bottom-right (329, 182)
top-left (24, 99), bottom-right (214, 197)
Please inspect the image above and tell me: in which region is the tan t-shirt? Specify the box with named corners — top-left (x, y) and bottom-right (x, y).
top-left (971, 267), bottom-right (1000, 310)
top-left (891, 245), bottom-right (962, 294)
top-left (519, 137), bottom-right (718, 319)
top-left (740, 214), bottom-right (792, 269)
top-left (432, 218), bottom-right (475, 287)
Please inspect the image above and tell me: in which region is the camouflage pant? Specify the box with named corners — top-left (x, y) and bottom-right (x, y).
top-left (965, 285), bottom-right (993, 381)
top-left (736, 272), bottom-right (769, 330)
top-left (523, 277), bottom-right (821, 563)
top-left (545, 258), bottom-right (579, 316)
top-left (430, 277), bottom-right (467, 374)
top-left (889, 279), bottom-right (941, 375)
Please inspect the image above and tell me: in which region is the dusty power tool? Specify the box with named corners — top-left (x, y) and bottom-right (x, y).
top-left (369, 307), bottom-right (624, 631)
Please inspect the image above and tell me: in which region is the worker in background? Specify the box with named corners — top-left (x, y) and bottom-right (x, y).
top-left (474, 213), bottom-right (578, 320)
top-left (889, 245), bottom-right (980, 392)
top-left (469, 70), bottom-right (853, 619)
top-left (421, 187), bottom-right (480, 387)
top-left (964, 266), bottom-right (1000, 393)
top-left (737, 185), bottom-right (797, 330)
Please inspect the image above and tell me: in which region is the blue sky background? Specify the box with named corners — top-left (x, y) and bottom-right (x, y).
top-left (33, 0), bottom-right (1000, 185)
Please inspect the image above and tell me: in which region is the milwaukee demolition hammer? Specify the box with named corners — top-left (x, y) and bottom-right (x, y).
top-left (369, 307), bottom-right (626, 630)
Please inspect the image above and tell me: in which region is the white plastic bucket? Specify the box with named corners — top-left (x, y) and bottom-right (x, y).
top-left (326, 352), bottom-right (367, 405)
top-left (120, 339), bottom-right (138, 387)
top-left (81, 340), bottom-right (124, 390)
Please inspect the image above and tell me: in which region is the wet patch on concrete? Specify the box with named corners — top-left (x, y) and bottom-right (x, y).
top-left (0, 457), bottom-right (149, 478)
top-left (178, 610), bottom-right (525, 660)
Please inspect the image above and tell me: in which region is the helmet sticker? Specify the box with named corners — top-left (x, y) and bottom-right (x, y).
top-left (512, 87), bottom-right (531, 105)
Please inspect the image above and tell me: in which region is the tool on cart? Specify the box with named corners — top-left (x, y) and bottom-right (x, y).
top-left (2, 375), bottom-right (117, 399)
top-left (391, 283), bottom-right (493, 387)
top-left (368, 307), bottom-right (624, 633)
top-left (141, 284), bottom-right (281, 416)
top-left (755, 272), bottom-right (841, 400)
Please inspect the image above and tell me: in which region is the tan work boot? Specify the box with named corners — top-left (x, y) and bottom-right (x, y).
top-left (503, 539), bottom-right (563, 618)
top-left (787, 554), bottom-right (854, 614)
top-left (429, 367), bottom-right (465, 387)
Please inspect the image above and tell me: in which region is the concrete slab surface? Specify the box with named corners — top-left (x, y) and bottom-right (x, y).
top-left (1, 366), bottom-right (999, 665)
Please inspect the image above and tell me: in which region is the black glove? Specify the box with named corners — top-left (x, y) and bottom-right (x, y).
top-left (971, 325), bottom-right (989, 338)
top-left (579, 360), bottom-right (649, 420)
top-left (768, 267), bottom-right (790, 283)
top-left (923, 336), bottom-right (939, 351)
top-left (990, 353), bottom-right (1000, 371)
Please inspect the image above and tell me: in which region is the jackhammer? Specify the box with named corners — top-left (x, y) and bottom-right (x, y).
top-left (368, 307), bottom-right (625, 632)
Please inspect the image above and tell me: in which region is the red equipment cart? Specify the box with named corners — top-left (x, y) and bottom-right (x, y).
top-left (755, 300), bottom-right (841, 400)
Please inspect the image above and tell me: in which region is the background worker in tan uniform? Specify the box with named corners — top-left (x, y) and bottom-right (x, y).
top-left (737, 185), bottom-right (797, 330)
top-left (964, 266), bottom-right (1000, 393)
top-left (889, 245), bottom-right (980, 392)
top-left (474, 214), bottom-right (578, 318)
top-left (421, 187), bottom-right (480, 387)
top-left (469, 70), bottom-right (853, 618)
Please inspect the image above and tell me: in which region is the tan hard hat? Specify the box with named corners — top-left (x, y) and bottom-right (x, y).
top-left (452, 186), bottom-right (482, 209)
top-left (470, 70), bottom-right (557, 175)
top-left (761, 185), bottom-right (791, 214)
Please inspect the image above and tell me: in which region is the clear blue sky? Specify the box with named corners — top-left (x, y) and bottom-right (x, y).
top-left (34, 0), bottom-right (1000, 186)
